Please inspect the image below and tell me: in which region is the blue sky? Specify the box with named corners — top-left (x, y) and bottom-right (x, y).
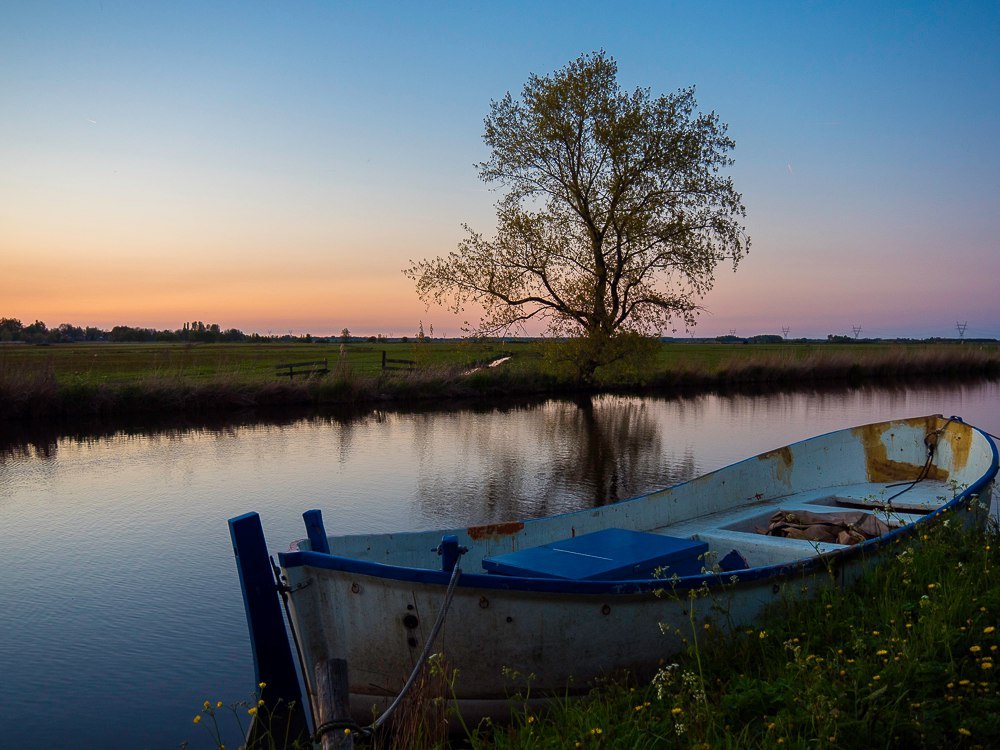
top-left (2, 1), bottom-right (998, 338)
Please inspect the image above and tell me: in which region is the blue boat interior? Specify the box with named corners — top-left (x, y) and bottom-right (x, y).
top-left (481, 528), bottom-right (725, 580)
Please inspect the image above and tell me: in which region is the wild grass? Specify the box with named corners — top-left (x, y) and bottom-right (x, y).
top-left (184, 682), bottom-right (310, 750)
top-left (1, 341), bottom-right (997, 420)
top-left (457, 503), bottom-right (1000, 749)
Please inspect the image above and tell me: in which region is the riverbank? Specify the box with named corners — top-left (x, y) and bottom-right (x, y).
top-left (194, 507), bottom-right (1000, 749)
top-left (1, 340), bottom-right (998, 421)
top-left (460, 514), bottom-right (1000, 749)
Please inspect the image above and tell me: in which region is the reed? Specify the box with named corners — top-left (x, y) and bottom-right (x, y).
top-left (1, 341), bottom-right (997, 421)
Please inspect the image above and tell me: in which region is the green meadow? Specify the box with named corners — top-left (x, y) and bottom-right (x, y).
top-left (1, 340), bottom-right (998, 421)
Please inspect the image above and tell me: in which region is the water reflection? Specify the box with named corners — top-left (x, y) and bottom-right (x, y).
top-left (1, 380), bottom-right (999, 750)
top-left (410, 395), bottom-right (670, 523)
top-left (542, 396), bottom-right (668, 505)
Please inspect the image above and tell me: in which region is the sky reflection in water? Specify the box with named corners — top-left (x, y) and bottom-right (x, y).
top-left (0, 381), bottom-right (998, 749)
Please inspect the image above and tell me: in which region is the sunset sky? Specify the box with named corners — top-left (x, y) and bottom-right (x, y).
top-left (3, 2), bottom-right (998, 339)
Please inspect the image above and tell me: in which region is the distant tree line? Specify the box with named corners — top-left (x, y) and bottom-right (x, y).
top-left (0, 317), bottom-right (271, 344)
top-left (0, 317), bottom-right (442, 345)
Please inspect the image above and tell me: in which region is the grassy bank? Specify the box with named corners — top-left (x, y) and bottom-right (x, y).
top-left (1, 340), bottom-right (999, 421)
top-left (193, 503), bottom-right (1000, 749)
top-left (451, 508), bottom-right (1000, 750)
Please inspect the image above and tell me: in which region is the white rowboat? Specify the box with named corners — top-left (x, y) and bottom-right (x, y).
top-left (230, 415), bottom-right (998, 730)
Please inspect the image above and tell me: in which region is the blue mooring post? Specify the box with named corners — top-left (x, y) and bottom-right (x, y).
top-left (303, 509), bottom-right (331, 554)
top-left (229, 512), bottom-right (302, 713)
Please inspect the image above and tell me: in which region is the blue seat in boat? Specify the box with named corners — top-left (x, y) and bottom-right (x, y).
top-left (481, 528), bottom-right (708, 581)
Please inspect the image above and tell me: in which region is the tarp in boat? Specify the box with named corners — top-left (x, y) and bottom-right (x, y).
top-left (758, 509), bottom-right (892, 545)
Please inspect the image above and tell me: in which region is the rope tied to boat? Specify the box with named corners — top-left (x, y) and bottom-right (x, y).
top-left (367, 540), bottom-right (467, 734)
top-left (884, 416), bottom-right (956, 502)
top-left (313, 718), bottom-right (366, 742)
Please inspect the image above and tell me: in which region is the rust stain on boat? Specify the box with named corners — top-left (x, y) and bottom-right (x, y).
top-left (758, 446), bottom-right (794, 484)
top-left (942, 420), bottom-right (972, 474)
top-left (467, 521), bottom-right (525, 540)
top-left (853, 421), bottom-right (949, 482)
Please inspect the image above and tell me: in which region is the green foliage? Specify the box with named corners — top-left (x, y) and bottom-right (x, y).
top-left (405, 51), bottom-right (748, 380)
top-left (466, 512), bottom-right (1000, 749)
top-left (544, 333), bottom-right (660, 385)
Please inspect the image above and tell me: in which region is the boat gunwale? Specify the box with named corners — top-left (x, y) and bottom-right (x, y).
top-left (278, 419), bottom-right (999, 596)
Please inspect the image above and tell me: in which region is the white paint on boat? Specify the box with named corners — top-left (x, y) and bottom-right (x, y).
top-left (276, 415), bottom-right (998, 724)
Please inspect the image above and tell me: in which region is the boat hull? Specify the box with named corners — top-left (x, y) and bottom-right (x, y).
top-left (270, 415), bottom-right (998, 723)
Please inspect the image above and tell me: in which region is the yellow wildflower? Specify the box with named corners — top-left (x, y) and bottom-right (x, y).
top-left (216, 701), bottom-right (223, 708)
top-left (258, 681), bottom-right (267, 689)
top-left (248, 707), bottom-right (257, 717)
top-left (671, 707), bottom-right (683, 715)
top-left (984, 626), bottom-right (996, 635)
top-left (203, 700), bottom-right (211, 710)
top-left (193, 715), bottom-right (201, 724)
top-left (876, 649), bottom-right (888, 656)
top-left (959, 727), bottom-right (971, 736)
top-left (970, 645), bottom-right (982, 653)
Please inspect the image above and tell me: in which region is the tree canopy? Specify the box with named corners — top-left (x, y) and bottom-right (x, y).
top-left (406, 52), bottom-right (749, 376)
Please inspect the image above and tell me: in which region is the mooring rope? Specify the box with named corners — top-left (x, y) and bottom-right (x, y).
top-left (883, 417), bottom-right (957, 502)
top-left (369, 555), bottom-right (465, 733)
top-left (309, 557), bottom-right (465, 743)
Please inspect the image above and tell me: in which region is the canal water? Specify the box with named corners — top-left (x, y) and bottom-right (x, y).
top-left (1, 381), bottom-right (999, 749)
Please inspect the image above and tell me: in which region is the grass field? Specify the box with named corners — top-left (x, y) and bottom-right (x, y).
top-left (1, 339), bottom-right (998, 421)
top-left (0, 340), bottom-right (505, 384)
top-left (4, 339), bottom-right (994, 381)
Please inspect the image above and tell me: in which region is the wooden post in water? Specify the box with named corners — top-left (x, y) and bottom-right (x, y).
top-left (314, 658), bottom-right (355, 750)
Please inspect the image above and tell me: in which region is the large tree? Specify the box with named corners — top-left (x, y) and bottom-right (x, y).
top-left (406, 51), bottom-right (749, 378)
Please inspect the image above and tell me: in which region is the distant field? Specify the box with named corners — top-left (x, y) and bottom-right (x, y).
top-left (0, 339), bottom-right (997, 386)
top-left (0, 340), bottom-right (507, 385)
